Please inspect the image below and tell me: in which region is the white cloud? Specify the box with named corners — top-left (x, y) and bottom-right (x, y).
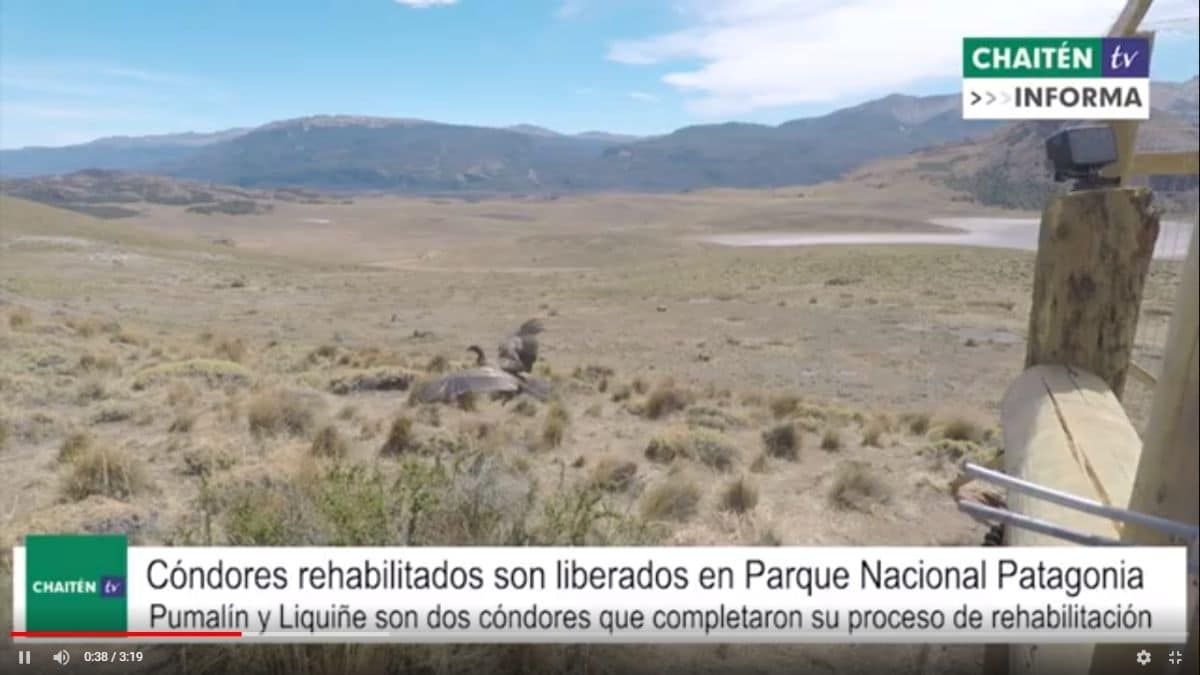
top-left (393, 0), bottom-right (457, 7)
top-left (608, 0), bottom-right (1200, 116)
top-left (628, 91), bottom-right (659, 102)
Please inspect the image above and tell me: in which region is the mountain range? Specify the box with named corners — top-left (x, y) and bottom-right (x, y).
top-left (1, 77), bottom-right (1196, 203)
top-left (845, 77), bottom-right (1199, 212)
top-left (0, 93), bottom-right (1007, 191)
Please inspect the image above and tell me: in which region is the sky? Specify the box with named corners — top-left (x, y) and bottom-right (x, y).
top-left (1, 0), bottom-right (1197, 148)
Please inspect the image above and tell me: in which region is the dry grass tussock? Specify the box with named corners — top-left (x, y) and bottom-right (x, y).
top-left (827, 460), bottom-right (888, 510)
top-left (247, 389), bottom-right (317, 438)
top-left (588, 456), bottom-right (638, 492)
top-left (539, 402), bottom-right (570, 449)
top-left (720, 475), bottom-right (759, 514)
top-left (640, 474), bottom-right (701, 522)
top-left (379, 415), bottom-right (417, 456)
top-left (58, 430), bottom-right (92, 463)
top-left (639, 378), bottom-right (691, 420)
top-left (861, 417), bottom-right (888, 447)
top-left (900, 412), bottom-right (932, 436)
top-left (761, 422), bottom-right (800, 460)
top-left (311, 424), bottom-right (348, 458)
top-left (934, 413), bottom-right (988, 443)
top-left (644, 427), bottom-right (738, 471)
top-left (820, 428), bottom-right (843, 451)
top-left (134, 359), bottom-right (254, 389)
top-left (163, 455), bottom-right (663, 675)
top-left (62, 443), bottom-right (149, 501)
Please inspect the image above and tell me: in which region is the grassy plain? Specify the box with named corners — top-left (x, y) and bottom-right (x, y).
top-left (0, 183), bottom-right (1186, 673)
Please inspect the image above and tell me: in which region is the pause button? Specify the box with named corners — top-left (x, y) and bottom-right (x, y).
top-left (17, 650), bottom-right (32, 665)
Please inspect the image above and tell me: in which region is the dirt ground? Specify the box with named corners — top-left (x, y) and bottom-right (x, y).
top-left (0, 184), bottom-right (1187, 674)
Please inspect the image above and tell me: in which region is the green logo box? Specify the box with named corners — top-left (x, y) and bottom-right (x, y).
top-left (25, 534), bottom-right (128, 632)
top-left (964, 38), bottom-right (1103, 78)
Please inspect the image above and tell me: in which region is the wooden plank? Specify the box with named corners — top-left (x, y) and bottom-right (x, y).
top-left (1025, 188), bottom-right (1161, 397)
top-left (1128, 360), bottom-right (1158, 387)
top-left (1002, 364), bottom-right (1144, 675)
top-left (1126, 227), bottom-right (1198, 538)
top-left (1108, 0), bottom-right (1154, 36)
top-left (1093, 230), bottom-right (1200, 675)
top-left (1129, 151), bottom-right (1200, 177)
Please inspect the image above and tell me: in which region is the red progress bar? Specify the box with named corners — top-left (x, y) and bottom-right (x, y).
top-left (12, 631), bottom-right (242, 638)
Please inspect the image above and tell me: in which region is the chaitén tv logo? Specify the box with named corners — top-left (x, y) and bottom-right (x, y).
top-left (25, 534), bottom-right (128, 633)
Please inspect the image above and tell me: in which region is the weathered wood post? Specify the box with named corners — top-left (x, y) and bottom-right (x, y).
top-left (1090, 229), bottom-right (1199, 675)
top-left (1023, 187), bottom-right (1161, 397)
top-left (986, 186), bottom-right (1162, 675)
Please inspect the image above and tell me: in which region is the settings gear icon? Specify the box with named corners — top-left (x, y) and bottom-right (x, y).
top-left (1136, 649), bottom-right (1152, 666)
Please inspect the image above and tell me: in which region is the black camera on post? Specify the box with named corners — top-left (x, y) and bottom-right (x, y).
top-left (1045, 125), bottom-right (1121, 191)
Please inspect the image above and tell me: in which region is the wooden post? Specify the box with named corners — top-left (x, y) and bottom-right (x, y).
top-left (1090, 230), bottom-right (1200, 675)
top-left (1024, 187), bottom-right (1161, 398)
top-left (1001, 364), bottom-right (1144, 675)
top-left (1124, 228), bottom-right (1199, 540)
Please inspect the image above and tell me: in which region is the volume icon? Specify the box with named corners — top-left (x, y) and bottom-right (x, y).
top-left (52, 649), bottom-right (71, 666)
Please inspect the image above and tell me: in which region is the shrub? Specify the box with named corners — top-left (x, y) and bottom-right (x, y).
top-left (379, 415), bottom-right (416, 456)
top-left (247, 390), bottom-right (316, 438)
top-left (720, 475), bottom-right (759, 514)
top-left (861, 420), bottom-right (886, 448)
top-left (310, 424), bottom-right (348, 458)
top-left (62, 444), bottom-right (148, 501)
top-left (820, 428), bottom-right (842, 451)
top-left (133, 359), bottom-right (254, 389)
top-left (540, 403), bottom-right (570, 449)
top-left (762, 423), bottom-right (799, 460)
top-left (640, 476), bottom-right (701, 522)
top-left (902, 412), bottom-right (931, 436)
top-left (691, 430), bottom-right (738, 471)
top-left (645, 428), bottom-right (737, 471)
top-left (827, 460), bottom-right (887, 510)
top-left (686, 405), bottom-right (745, 431)
top-left (936, 414), bottom-right (986, 443)
top-left (58, 431), bottom-right (92, 463)
top-left (589, 457), bottom-right (638, 492)
top-left (222, 480), bottom-right (311, 546)
top-left (641, 379), bottom-right (690, 420)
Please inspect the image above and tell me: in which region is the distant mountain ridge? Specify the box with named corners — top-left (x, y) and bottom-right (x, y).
top-left (0, 91), bottom-right (1005, 191)
top-left (2, 79), bottom-right (1194, 196)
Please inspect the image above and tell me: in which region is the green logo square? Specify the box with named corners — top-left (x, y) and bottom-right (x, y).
top-left (26, 534), bottom-right (128, 632)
